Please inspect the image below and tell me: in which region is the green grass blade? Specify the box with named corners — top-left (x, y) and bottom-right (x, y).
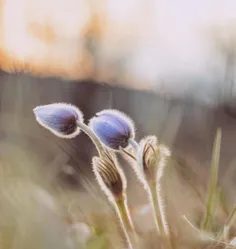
top-left (202, 128), bottom-right (222, 231)
top-left (217, 205), bottom-right (236, 241)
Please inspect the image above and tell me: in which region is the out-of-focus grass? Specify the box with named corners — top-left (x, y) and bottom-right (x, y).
top-left (0, 144), bottom-right (75, 249)
top-left (0, 131), bottom-right (235, 249)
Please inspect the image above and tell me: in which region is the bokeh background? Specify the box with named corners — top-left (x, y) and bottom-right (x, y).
top-left (1, 0), bottom-right (236, 188)
top-left (1, 2), bottom-right (236, 246)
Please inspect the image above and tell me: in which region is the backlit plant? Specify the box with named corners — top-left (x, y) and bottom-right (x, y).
top-left (33, 103), bottom-right (236, 249)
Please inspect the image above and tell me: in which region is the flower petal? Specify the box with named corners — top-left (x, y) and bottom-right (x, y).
top-left (33, 103), bottom-right (83, 138)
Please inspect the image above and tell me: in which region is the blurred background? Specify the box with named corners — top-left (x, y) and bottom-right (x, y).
top-left (1, 2), bottom-right (236, 245)
top-left (0, 0), bottom-right (236, 211)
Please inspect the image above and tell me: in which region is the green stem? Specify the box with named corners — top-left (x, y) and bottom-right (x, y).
top-left (149, 182), bottom-right (164, 234)
top-left (202, 128), bottom-right (221, 231)
top-left (115, 198), bottom-right (136, 249)
top-left (77, 121), bottom-right (105, 157)
top-left (116, 198), bottom-right (136, 234)
top-left (149, 183), bottom-right (172, 249)
top-left (217, 205), bottom-right (236, 241)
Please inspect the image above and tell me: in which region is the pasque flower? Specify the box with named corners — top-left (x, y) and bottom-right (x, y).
top-left (138, 136), bottom-right (170, 179)
top-left (33, 104), bottom-right (136, 248)
top-left (92, 151), bottom-right (126, 201)
top-left (92, 150), bottom-right (136, 249)
top-left (137, 136), bottom-right (171, 236)
top-left (89, 109), bottom-right (135, 150)
top-left (33, 103), bottom-right (83, 138)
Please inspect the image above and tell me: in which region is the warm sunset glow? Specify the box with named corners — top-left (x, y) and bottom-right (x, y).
top-left (0, 0), bottom-right (92, 78)
top-left (1, 0), bottom-right (236, 91)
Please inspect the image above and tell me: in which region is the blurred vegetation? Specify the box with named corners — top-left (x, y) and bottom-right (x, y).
top-left (0, 127), bottom-right (235, 249)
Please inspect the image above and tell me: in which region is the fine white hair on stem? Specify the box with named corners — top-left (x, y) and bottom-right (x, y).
top-left (77, 121), bottom-right (106, 157)
top-left (156, 181), bottom-right (168, 235)
top-left (122, 135), bottom-right (171, 236)
top-left (92, 151), bottom-right (135, 249)
top-left (113, 201), bottom-right (134, 249)
top-left (121, 147), bottom-right (151, 197)
top-left (156, 145), bottom-right (171, 235)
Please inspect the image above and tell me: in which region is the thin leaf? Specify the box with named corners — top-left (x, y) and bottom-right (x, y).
top-left (217, 205), bottom-right (236, 241)
top-left (202, 128), bottom-right (222, 231)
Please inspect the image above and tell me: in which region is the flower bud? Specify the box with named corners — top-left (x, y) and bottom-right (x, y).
top-left (138, 136), bottom-right (170, 181)
top-left (92, 151), bottom-right (126, 201)
top-left (89, 109), bottom-right (135, 150)
top-left (138, 136), bottom-right (171, 235)
top-left (33, 103), bottom-right (83, 138)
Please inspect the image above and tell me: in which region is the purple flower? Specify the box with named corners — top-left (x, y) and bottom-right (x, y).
top-left (33, 103), bottom-right (83, 138)
top-left (89, 109), bottom-right (135, 150)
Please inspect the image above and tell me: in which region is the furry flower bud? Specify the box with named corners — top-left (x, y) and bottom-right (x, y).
top-left (92, 151), bottom-right (126, 201)
top-left (89, 109), bottom-right (135, 150)
top-left (138, 136), bottom-right (170, 181)
top-left (137, 136), bottom-right (171, 235)
top-left (33, 103), bottom-right (83, 138)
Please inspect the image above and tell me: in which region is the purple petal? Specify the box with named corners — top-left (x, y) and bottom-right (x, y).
top-left (33, 103), bottom-right (83, 138)
top-left (89, 109), bottom-right (135, 150)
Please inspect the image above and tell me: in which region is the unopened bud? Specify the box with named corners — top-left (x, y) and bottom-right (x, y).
top-left (92, 151), bottom-right (126, 201)
top-left (89, 109), bottom-right (135, 150)
top-left (33, 103), bottom-right (83, 138)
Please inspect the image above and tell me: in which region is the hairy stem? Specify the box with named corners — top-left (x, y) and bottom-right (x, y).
top-left (156, 156), bottom-right (169, 236)
top-left (149, 182), bottom-right (163, 234)
top-left (115, 197), bottom-right (136, 249)
top-left (129, 138), bottom-right (139, 152)
top-left (116, 198), bottom-right (136, 234)
top-left (77, 121), bottom-right (106, 157)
